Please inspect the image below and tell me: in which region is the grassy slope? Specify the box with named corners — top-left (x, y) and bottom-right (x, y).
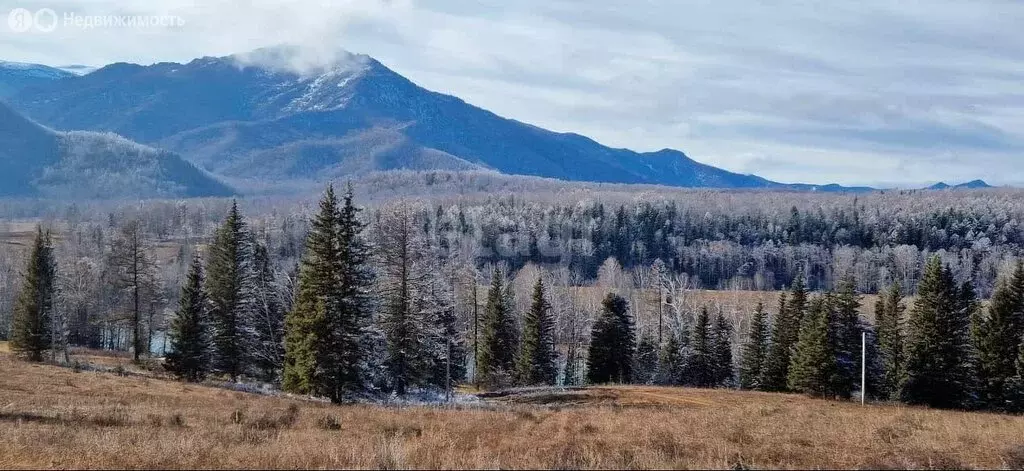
top-left (1, 350), bottom-right (1023, 469)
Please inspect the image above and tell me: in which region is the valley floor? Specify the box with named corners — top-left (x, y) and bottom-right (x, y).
top-left (1, 347), bottom-right (1022, 470)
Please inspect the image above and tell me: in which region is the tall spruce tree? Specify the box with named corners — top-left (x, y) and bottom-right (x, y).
top-left (832, 278), bottom-right (862, 399)
top-left (972, 262), bottom-right (1024, 410)
top-left (283, 186), bottom-right (374, 401)
top-left (712, 312), bottom-right (734, 386)
top-left (739, 302), bottom-right (769, 390)
top-left (477, 268), bottom-right (518, 387)
top-left (787, 296), bottom-right (839, 398)
top-left (875, 284), bottom-right (906, 401)
top-left (516, 278), bottom-right (558, 386)
top-left (9, 227), bottom-right (56, 362)
top-left (901, 257), bottom-right (975, 409)
top-left (206, 201), bottom-right (254, 381)
top-left (761, 276), bottom-right (808, 391)
top-left (283, 187), bottom-right (340, 396)
top-left (687, 307), bottom-right (715, 387)
top-left (330, 185), bottom-right (375, 396)
top-left (165, 255), bottom-right (209, 381)
top-left (586, 293), bottom-right (635, 384)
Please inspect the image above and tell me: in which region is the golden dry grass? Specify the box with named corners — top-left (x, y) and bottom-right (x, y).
top-left (2, 352), bottom-right (1024, 469)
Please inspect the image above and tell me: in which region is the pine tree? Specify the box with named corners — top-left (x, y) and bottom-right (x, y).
top-left (901, 257), bottom-right (975, 409)
top-left (761, 276), bottom-right (808, 391)
top-left (831, 277), bottom-right (862, 399)
top-left (206, 201), bottom-right (254, 381)
top-left (972, 262), bottom-right (1024, 410)
top-left (739, 302), bottom-right (769, 390)
top-left (787, 296), bottom-right (839, 398)
top-left (477, 268), bottom-right (518, 387)
top-left (712, 312), bottom-right (734, 387)
top-left (516, 278), bottom-right (557, 386)
top-left (165, 255), bottom-right (209, 381)
top-left (586, 293), bottom-right (635, 384)
top-left (875, 284), bottom-right (905, 401)
top-left (9, 227), bottom-right (56, 362)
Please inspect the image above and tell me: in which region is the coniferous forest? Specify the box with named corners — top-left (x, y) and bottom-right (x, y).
top-left (4, 182), bottom-right (1024, 412)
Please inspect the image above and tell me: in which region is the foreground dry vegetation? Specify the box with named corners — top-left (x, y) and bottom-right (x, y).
top-left (1, 350), bottom-right (1023, 469)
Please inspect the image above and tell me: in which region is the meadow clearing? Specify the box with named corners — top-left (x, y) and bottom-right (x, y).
top-left (1, 344), bottom-right (1023, 470)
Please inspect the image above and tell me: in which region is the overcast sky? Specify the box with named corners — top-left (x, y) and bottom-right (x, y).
top-left (2, 0), bottom-right (1023, 187)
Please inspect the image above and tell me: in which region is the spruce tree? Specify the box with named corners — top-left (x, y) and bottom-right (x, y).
top-left (9, 227), bottom-right (56, 362)
top-left (875, 284), bottom-right (905, 401)
top-left (739, 302), bottom-right (769, 390)
top-left (430, 298), bottom-right (467, 389)
top-left (972, 262), bottom-right (1024, 410)
top-left (831, 278), bottom-right (862, 399)
top-left (712, 312), bottom-right (734, 386)
top-left (206, 201), bottom-right (253, 381)
top-left (586, 293), bottom-right (635, 384)
top-left (477, 268), bottom-right (518, 387)
top-left (901, 257), bottom-right (974, 409)
top-left (330, 185), bottom-right (375, 397)
top-left (283, 188), bottom-right (340, 396)
top-left (516, 278), bottom-right (557, 386)
top-left (284, 186), bottom-right (375, 401)
top-left (787, 296), bottom-right (838, 397)
top-left (656, 332), bottom-right (685, 385)
top-left (761, 276), bottom-right (808, 391)
top-left (633, 334), bottom-right (659, 385)
top-left (165, 255), bottom-right (209, 381)
top-left (687, 307), bottom-right (715, 387)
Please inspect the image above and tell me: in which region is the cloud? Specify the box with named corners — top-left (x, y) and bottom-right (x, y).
top-left (2, 0), bottom-right (1023, 186)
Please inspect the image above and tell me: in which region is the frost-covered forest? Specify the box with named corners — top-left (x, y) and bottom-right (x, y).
top-left (4, 177), bottom-right (1024, 410)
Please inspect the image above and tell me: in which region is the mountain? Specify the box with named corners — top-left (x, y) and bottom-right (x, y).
top-left (0, 61), bottom-right (75, 98)
top-left (0, 102), bottom-right (233, 198)
top-left (8, 47), bottom-right (865, 191)
top-left (927, 180), bottom-right (993, 190)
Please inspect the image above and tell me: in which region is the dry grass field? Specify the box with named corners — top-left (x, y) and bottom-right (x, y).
top-left (2, 346), bottom-right (1024, 469)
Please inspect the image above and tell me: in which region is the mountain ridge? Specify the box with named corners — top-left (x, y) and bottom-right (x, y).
top-left (0, 102), bottom-right (233, 198)
top-left (7, 47), bottom-right (868, 192)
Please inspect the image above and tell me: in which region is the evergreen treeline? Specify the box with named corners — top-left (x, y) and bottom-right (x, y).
top-left (735, 255), bottom-right (1024, 412)
top-left (9, 187), bottom-right (1024, 414)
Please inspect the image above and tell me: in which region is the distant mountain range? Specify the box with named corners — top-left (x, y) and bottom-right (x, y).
top-left (0, 61), bottom-right (75, 98)
top-left (0, 47), bottom-right (997, 197)
top-left (0, 102), bottom-right (232, 198)
top-left (926, 180), bottom-right (994, 190)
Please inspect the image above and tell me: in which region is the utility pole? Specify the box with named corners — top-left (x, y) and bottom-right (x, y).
top-left (446, 337), bottom-right (452, 403)
top-left (472, 282), bottom-right (478, 387)
top-left (861, 331), bottom-right (867, 406)
top-left (658, 285), bottom-right (664, 345)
